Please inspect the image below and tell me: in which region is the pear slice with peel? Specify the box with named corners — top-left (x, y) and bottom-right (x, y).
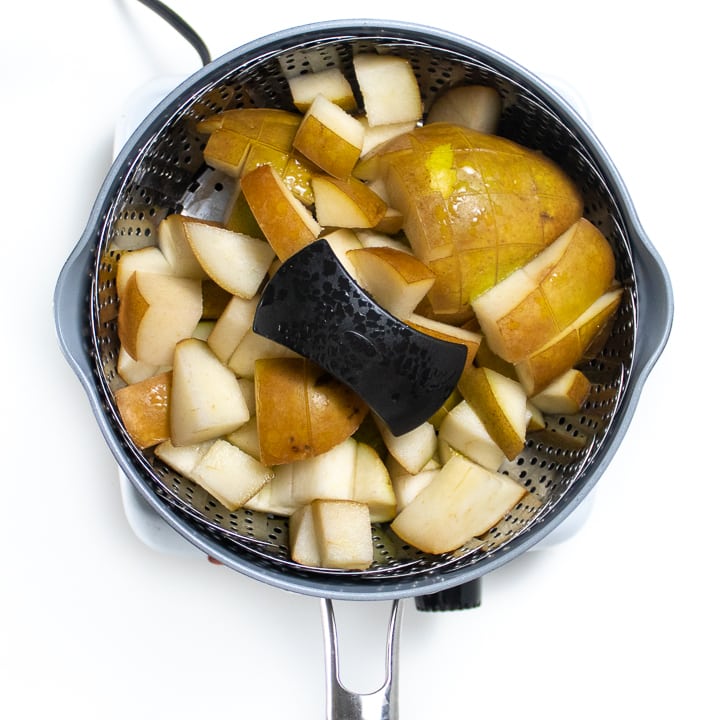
top-left (437, 400), bottom-right (506, 472)
top-left (347, 246), bottom-right (435, 320)
top-left (531, 368), bottom-right (592, 415)
top-left (458, 365), bottom-right (528, 461)
top-left (471, 218), bottom-right (616, 363)
top-left (515, 287), bottom-right (623, 395)
top-left (312, 174), bottom-right (387, 228)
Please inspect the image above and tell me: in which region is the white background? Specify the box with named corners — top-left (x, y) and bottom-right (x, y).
top-left (2, 1), bottom-right (717, 718)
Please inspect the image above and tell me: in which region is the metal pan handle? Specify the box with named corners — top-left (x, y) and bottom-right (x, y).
top-left (320, 598), bottom-right (402, 720)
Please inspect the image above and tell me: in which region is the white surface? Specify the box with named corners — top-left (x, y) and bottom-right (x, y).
top-left (2, 2), bottom-right (715, 719)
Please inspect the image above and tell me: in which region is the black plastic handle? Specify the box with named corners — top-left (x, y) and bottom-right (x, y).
top-left (414, 579), bottom-right (483, 612)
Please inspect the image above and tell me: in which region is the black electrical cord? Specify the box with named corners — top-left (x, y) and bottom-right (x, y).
top-left (136, 0), bottom-right (212, 66)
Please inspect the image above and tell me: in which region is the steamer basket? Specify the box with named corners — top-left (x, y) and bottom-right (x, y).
top-left (54, 20), bottom-right (672, 603)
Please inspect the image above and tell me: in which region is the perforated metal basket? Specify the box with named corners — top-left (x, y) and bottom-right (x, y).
top-left (54, 20), bottom-right (672, 606)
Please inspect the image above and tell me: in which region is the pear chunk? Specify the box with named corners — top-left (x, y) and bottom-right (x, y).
top-left (292, 94), bottom-right (365, 178)
top-left (311, 499), bottom-right (374, 570)
top-left (170, 338), bottom-right (250, 446)
top-left (116, 246), bottom-right (172, 298)
top-left (515, 288), bottom-right (623, 395)
top-left (189, 439), bottom-right (273, 511)
top-left (390, 454), bottom-right (526, 554)
top-left (427, 85), bottom-right (502, 134)
top-left (206, 294), bottom-right (259, 364)
top-left (347, 246), bottom-right (435, 320)
top-left (437, 400), bottom-right (506, 471)
top-left (531, 368), bottom-right (592, 415)
top-left (254, 357), bottom-right (368, 465)
top-left (288, 68), bottom-right (357, 112)
top-left (457, 366), bottom-right (528, 461)
top-left (353, 54), bottom-right (423, 127)
top-left (118, 271), bottom-right (203, 366)
top-left (353, 441), bottom-right (397, 522)
top-left (312, 174), bottom-right (387, 228)
top-left (471, 218), bottom-right (616, 363)
top-left (375, 417), bottom-right (437, 475)
top-left (240, 163), bottom-right (321, 261)
top-left (183, 221), bottom-right (275, 298)
top-left (114, 371), bottom-right (172, 449)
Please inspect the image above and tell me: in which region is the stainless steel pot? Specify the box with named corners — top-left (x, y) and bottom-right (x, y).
top-left (54, 20), bottom-right (673, 718)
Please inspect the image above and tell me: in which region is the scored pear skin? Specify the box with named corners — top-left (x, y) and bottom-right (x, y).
top-left (515, 287), bottom-right (623, 395)
top-left (357, 123), bottom-right (583, 315)
top-left (473, 218), bottom-right (617, 363)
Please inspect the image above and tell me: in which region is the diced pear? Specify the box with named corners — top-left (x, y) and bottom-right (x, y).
top-left (289, 504), bottom-right (322, 567)
top-left (355, 229), bottom-right (413, 254)
top-left (225, 420), bottom-right (261, 461)
top-left (116, 246), bottom-right (172, 298)
top-left (426, 85), bottom-right (502, 134)
top-left (391, 468), bottom-right (439, 512)
top-left (404, 313), bottom-right (482, 371)
top-left (240, 163), bottom-right (321, 261)
top-left (353, 54), bottom-right (423, 127)
top-left (114, 371), bottom-right (172, 449)
top-left (202, 128), bottom-right (252, 177)
top-left (117, 346), bottom-right (166, 385)
top-left (515, 288), bottom-right (623, 395)
top-left (353, 442), bottom-right (397, 522)
top-left (390, 454), bottom-right (526, 554)
top-left (437, 400), bottom-right (506, 471)
top-left (207, 294), bottom-right (259, 364)
top-left (157, 214), bottom-right (210, 279)
top-left (226, 329), bottom-right (298, 379)
top-left (375, 417), bottom-right (437, 475)
top-left (525, 401), bottom-right (546, 432)
top-left (118, 271), bottom-right (203, 366)
top-left (457, 366), bottom-right (528, 461)
top-left (170, 338), bottom-right (250, 446)
top-left (347, 246), bottom-right (435, 320)
top-left (245, 464), bottom-right (298, 516)
top-left (288, 68), bottom-right (357, 112)
top-left (291, 438), bottom-right (358, 506)
top-left (471, 218), bottom-right (616, 363)
top-left (292, 94), bottom-right (365, 178)
top-left (312, 174), bottom-right (387, 228)
top-left (254, 358), bottom-right (367, 465)
top-left (154, 438), bottom-right (214, 476)
top-left (183, 221), bottom-right (275, 298)
top-left (358, 116), bottom-right (418, 156)
top-left (531, 368), bottom-right (592, 415)
top-left (311, 499), bottom-right (374, 570)
top-left (188, 439), bottom-right (273, 511)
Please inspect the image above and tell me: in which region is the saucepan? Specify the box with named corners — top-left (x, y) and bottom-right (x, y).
top-left (54, 19), bottom-right (673, 718)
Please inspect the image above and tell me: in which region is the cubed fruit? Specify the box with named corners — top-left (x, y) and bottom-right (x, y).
top-left (292, 94), bottom-right (365, 178)
top-left (390, 454), bottom-right (526, 554)
top-left (170, 338), bottom-right (250, 446)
